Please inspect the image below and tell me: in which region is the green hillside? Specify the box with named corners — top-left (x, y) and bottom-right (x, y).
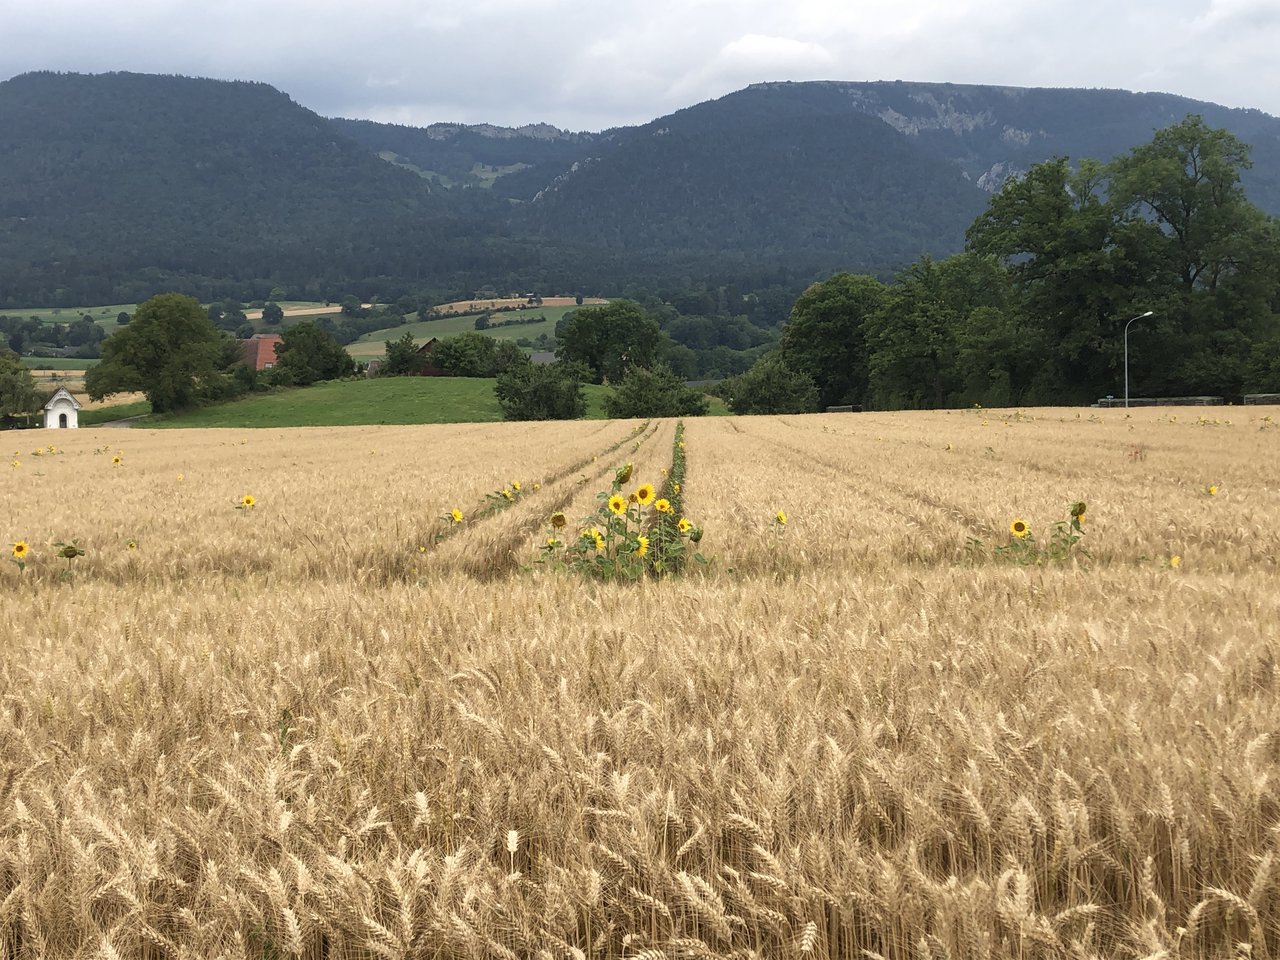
top-left (148, 377), bottom-right (613, 428)
top-left (348, 304), bottom-right (581, 357)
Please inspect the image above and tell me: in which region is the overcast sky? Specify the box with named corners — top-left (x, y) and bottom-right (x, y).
top-left (3, 0), bottom-right (1278, 130)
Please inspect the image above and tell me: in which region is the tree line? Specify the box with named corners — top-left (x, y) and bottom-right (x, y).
top-left (725, 116), bottom-right (1280, 412)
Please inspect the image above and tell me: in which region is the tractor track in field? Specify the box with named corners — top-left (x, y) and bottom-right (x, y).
top-left (463, 420), bottom-right (674, 580)
top-left (733, 420), bottom-right (998, 540)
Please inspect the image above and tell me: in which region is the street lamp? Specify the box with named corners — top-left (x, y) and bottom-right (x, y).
top-left (1124, 310), bottom-right (1155, 409)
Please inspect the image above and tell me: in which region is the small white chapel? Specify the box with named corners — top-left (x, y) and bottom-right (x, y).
top-left (43, 386), bottom-right (81, 429)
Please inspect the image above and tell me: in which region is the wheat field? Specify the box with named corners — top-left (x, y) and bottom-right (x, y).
top-left (2, 408), bottom-right (1278, 959)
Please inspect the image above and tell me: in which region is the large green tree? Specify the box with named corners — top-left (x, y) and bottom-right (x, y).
top-left (778, 274), bottom-right (886, 408)
top-left (721, 354), bottom-right (818, 414)
top-left (86, 293), bottom-right (232, 412)
top-left (604, 365), bottom-right (709, 419)
top-left (433, 332), bottom-right (498, 378)
top-left (0, 349), bottom-right (40, 421)
top-left (967, 116), bottom-right (1280, 401)
top-left (1109, 116), bottom-right (1280, 396)
top-left (555, 301), bottom-right (661, 385)
top-left (274, 320), bottom-right (355, 386)
top-left (495, 360), bottom-right (587, 421)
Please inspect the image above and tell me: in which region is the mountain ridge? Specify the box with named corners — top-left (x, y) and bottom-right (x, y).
top-left (4, 71), bottom-right (1280, 305)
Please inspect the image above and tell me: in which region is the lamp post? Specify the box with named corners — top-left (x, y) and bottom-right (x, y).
top-left (1124, 310), bottom-right (1155, 409)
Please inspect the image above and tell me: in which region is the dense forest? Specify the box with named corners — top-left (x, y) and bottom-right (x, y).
top-left (5, 72), bottom-right (1280, 308)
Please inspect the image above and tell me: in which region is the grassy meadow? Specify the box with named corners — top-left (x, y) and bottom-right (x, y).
top-left (2, 407), bottom-right (1279, 958)
top-left (142, 378), bottom-right (613, 428)
top-left (348, 304), bottom-right (588, 357)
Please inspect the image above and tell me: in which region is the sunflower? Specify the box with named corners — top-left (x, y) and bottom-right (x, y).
top-left (775, 511), bottom-right (787, 526)
top-left (112, 455), bottom-right (122, 466)
top-left (589, 528), bottom-right (605, 551)
top-left (512, 481), bottom-right (521, 492)
top-left (126, 539), bottom-right (138, 551)
top-left (616, 463), bottom-right (633, 485)
top-left (177, 474), bottom-right (185, 482)
top-left (11, 541), bottom-right (29, 560)
top-left (1009, 518), bottom-right (1029, 538)
top-left (533, 483), bottom-right (541, 491)
top-left (546, 537), bottom-right (561, 548)
top-left (635, 536), bottom-right (649, 558)
top-left (1170, 555), bottom-right (1182, 569)
top-left (654, 498), bottom-right (672, 514)
top-left (240, 494), bottom-right (256, 509)
top-left (450, 508), bottom-right (464, 523)
top-left (607, 494), bottom-right (627, 516)
top-left (678, 517), bottom-right (692, 534)
top-left (502, 488), bottom-right (514, 501)
top-left (635, 484), bottom-right (655, 506)
top-left (1206, 484), bottom-right (1219, 496)
top-left (550, 512), bottom-right (567, 529)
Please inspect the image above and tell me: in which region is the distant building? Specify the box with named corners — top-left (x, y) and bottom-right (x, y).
top-left (240, 333), bottom-right (283, 371)
top-left (44, 386), bottom-right (81, 429)
top-left (415, 338), bottom-right (448, 376)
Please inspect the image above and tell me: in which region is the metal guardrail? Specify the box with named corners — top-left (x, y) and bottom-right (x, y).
top-left (1095, 396), bottom-right (1224, 408)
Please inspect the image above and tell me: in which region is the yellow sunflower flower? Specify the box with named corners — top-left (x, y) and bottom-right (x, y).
top-left (112, 455), bottom-right (122, 466)
top-left (635, 536), bottom-right (649, 558)
top-left (126, 539), bottom-right (138, 551)
top-left (635, 484), bottom-right (655, 506)
top-left (550, 512), bottom-right (567, 529)
top-left (1206, 484), bottom-right (1218, 496)
top-left (678, 517), bottom-right (692, 534)
top-left (512, 481), bottom-right (521, 491)
top-left (1009, 518), bottom-right (1029, 538)
top-left (775, 511), bottom-right (787, 526)
top-left (240, 494), bottom-right (256, 509)
top-left (502, 488), bottom-right (514, 501)
top-left (1169, 554), bottom-right (1182, 569)
top-left (450, 508), bottom-right (464, 523)
top-left (654, 498), bottom-right (672, 514)
top-left (607, 495), bottom-right (627, 516)
top-left (12, 541), bottom-right (29, 560)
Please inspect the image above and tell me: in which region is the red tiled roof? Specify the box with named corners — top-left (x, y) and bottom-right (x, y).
top-left (240, 334), bottom-right (282, 371)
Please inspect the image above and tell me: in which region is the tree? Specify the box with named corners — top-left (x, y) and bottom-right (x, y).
top-left (1109, 116), bottom-right (1280, 396)
top-left (383, 332), bottom-right (426, 376)
top-left (0, 349), bottom-right (40, 421)
top-left (86, 293), bottom-right (232, 412)
top-left (721, 354), bottom-right (818, 414)
top-left (604, 365), bottom-right (709, 419)
top-left (209, 300), bottom-right (247, 333)
top-left (433, 332), bottom-right (497, 377)
top-left (496, 360), bottom-right (587, 421)
top-left (262, 302), bottom-right (285, 325)
top-left (274, 320), bottom-right (355, 386)
top-left (116, 312), bottom-right (131, 325)
top-left (778, 274), bottom-right (886, 408)
top-left (556, 301), bottom-right (661, 384)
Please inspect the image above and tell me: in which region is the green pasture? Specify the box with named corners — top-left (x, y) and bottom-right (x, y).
top-left (348, 304), bottom-right (581, 358)
top-left (19, 357), bottom-right (96, 370)
top-left (149, 377), bottom-right (613, 428)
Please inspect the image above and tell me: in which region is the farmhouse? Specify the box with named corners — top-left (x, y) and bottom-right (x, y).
top-left (43, 386), bottom-right (81, 429)
top-left (415, 338), bottom-right (447, 376)
top-left (240, 333), bottom-right (282, 371)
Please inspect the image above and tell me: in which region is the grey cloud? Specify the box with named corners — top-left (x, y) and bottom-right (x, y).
top-left (1, 0), bottom-right (1277, 129)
